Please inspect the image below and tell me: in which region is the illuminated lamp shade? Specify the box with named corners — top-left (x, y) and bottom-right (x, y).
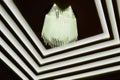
top-left (41, 4), bottom-right (78, 47)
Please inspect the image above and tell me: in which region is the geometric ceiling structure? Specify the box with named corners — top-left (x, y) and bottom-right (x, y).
top-left (0, 0), bottom-right (117, 72)
top-left (0, 0), bottom-right (120, 80)
top-left (2, 0), bottom-right (110, 59)
top-left (3, 0), bottom-right (110, 57)
top-left (0, 0), bottom-right (117, 65)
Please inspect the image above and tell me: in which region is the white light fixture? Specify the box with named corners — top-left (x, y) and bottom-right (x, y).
top-left (41, 4), bottom-right (78, 47)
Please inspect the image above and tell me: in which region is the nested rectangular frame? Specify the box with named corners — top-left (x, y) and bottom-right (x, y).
top-left (0, 0), bottom-right (119, 79)
top-left (3, 0), bottom-right (110, 57)
top-left (0, 0), bottom-right (110, 65)
top-left (1, 43), bottom-right (120, 80)
top-left (1, 27), bottom-right (120, 74)
top-left (1, 35), bottom-right (120, 79)
top-left (0, 0), bottom-right (119, 74)
top-left (1, 47), bottom-right (120, 80)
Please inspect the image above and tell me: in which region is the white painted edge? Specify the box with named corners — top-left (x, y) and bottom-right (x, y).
top-left (0, 4), bottom-right (43, 65)
top-left (56, 65), bottom-right (120, 80)
top-left (0, 51), bottom-right (29, 80)
top-left (0, 37), bottom-right (36, 79)
top-left (117, 0), bottom-right (120, 18)
top-left (0, 20), bottom-right (40, 69)
top-left (37, 56), bottom-right (120, 79)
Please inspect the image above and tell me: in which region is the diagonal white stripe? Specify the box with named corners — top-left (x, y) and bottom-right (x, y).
top-left (0, 20), bottom-right (39, 70)
top-left (105, 0), bottom-right (120, 38)
top-left (37, 48), bottom-right (120, 72)
top-left (0, 4), bottom-right (43, 65)
top-left (37, 56), bottom-right (120, 79)
top-left (0, 37), bottom-right (36, 79)
top-left (56, 65), bottom-right (120, 80)
top-left (0, 52), bottom-right (29, 80)
top-left (3, 0), bottom-right (46, 52)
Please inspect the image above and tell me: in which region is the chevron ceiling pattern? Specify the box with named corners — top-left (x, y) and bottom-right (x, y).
top-left (0, 0), bottom-right (120, 80)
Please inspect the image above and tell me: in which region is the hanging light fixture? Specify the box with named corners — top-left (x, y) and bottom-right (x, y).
top-left (41, 3), bottom-right (78, 47)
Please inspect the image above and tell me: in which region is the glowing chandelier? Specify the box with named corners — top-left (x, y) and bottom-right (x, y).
top-left (41, 4), bottom-right (78, 47)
